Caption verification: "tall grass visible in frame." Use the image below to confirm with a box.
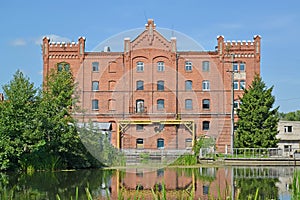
[293,170,300,200]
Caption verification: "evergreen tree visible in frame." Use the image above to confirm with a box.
[234,75,279,148]
[0,70,40,170]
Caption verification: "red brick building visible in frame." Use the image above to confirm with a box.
[42,19,260,153]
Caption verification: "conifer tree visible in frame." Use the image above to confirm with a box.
[234,75,279,148]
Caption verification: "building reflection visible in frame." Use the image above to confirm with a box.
[104,166,296,200]
[108,167,232,200]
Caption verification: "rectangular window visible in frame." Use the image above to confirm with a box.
[233,63,238,72]
[136,125,144,131]
[234,100,239,109]
[136,62,144,72]
[240,63,245,72]
[185,80,192,91]
[284,145,292,152]
[202,61,210,72]
[92,81,99,91]
[136,81,144,90]
[234,80,239,90]
[157,99,164,110]
[92,99,99,110]
[157,61,165,72]
[202,80,210,91]
[240,80,245,90]
[185,61,192,71]
[185,99,193,110]
[157,81,164,91]
[202,99,210,109]
[92,62,99,72]
[284,126,293,133]
[203,121,210,130]
[185,138,192,148]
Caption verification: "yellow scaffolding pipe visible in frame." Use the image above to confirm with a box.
[117,119,195,148]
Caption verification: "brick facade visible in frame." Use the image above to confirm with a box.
[42,19,260,153]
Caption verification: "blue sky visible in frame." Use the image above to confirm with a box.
[0,0,299,112]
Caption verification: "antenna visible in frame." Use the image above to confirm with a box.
[171,24,175,37]
[144,11,148,22]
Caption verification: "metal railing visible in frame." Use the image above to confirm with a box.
[199,147,300,159]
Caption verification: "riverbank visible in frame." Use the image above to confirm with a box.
[199,157,300,166]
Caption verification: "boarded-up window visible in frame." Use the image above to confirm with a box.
[108,99,116,111]
[109,62,117,73]
[109,80,116,91]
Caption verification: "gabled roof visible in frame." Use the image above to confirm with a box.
[130,19,176,51]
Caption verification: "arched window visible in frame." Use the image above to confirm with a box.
[136,99,145,113]
[157,81,164,91]
[157,138,164,149]
[203,121,210,130]
[202,99,210,109]
[202,61,210,72]
[185,80,192,91]
[92,99,99,110]
[92,81,99,91]
[157,99,164,110]
[185,99,193,110]
[136,80,144,90]
[136,138,144,149]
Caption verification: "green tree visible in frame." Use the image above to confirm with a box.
[36,69,100,169]
[0,70,40,170]
[234,75,279,148]
[280,110,300,121]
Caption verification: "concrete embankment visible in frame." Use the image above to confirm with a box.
[199,157,300,166]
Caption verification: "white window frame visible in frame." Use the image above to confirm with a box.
[202,80,210,91]
[92,81,99,91]
[240,80,246,90]
[157,61,165,72]
[234,80,239,90]
[136,61,144,72]
[185,61,192,71]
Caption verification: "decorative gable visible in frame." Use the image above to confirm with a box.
[130,19,176,52]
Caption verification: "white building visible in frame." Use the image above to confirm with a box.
[277,121,300,156]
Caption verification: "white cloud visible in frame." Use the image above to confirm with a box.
[11,38,26,46]
[35,34,71,45]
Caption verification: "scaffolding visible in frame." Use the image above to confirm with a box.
[116,119,195,149]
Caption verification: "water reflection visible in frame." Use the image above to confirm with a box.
[0,166,296,199]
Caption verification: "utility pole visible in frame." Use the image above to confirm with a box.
[226,54,235,154]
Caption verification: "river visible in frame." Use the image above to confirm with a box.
[0,166,296,199]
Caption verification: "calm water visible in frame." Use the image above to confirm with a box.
[0,166,296,199]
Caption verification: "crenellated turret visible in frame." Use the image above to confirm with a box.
[42,36,85,61]
[217,35,261,60]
